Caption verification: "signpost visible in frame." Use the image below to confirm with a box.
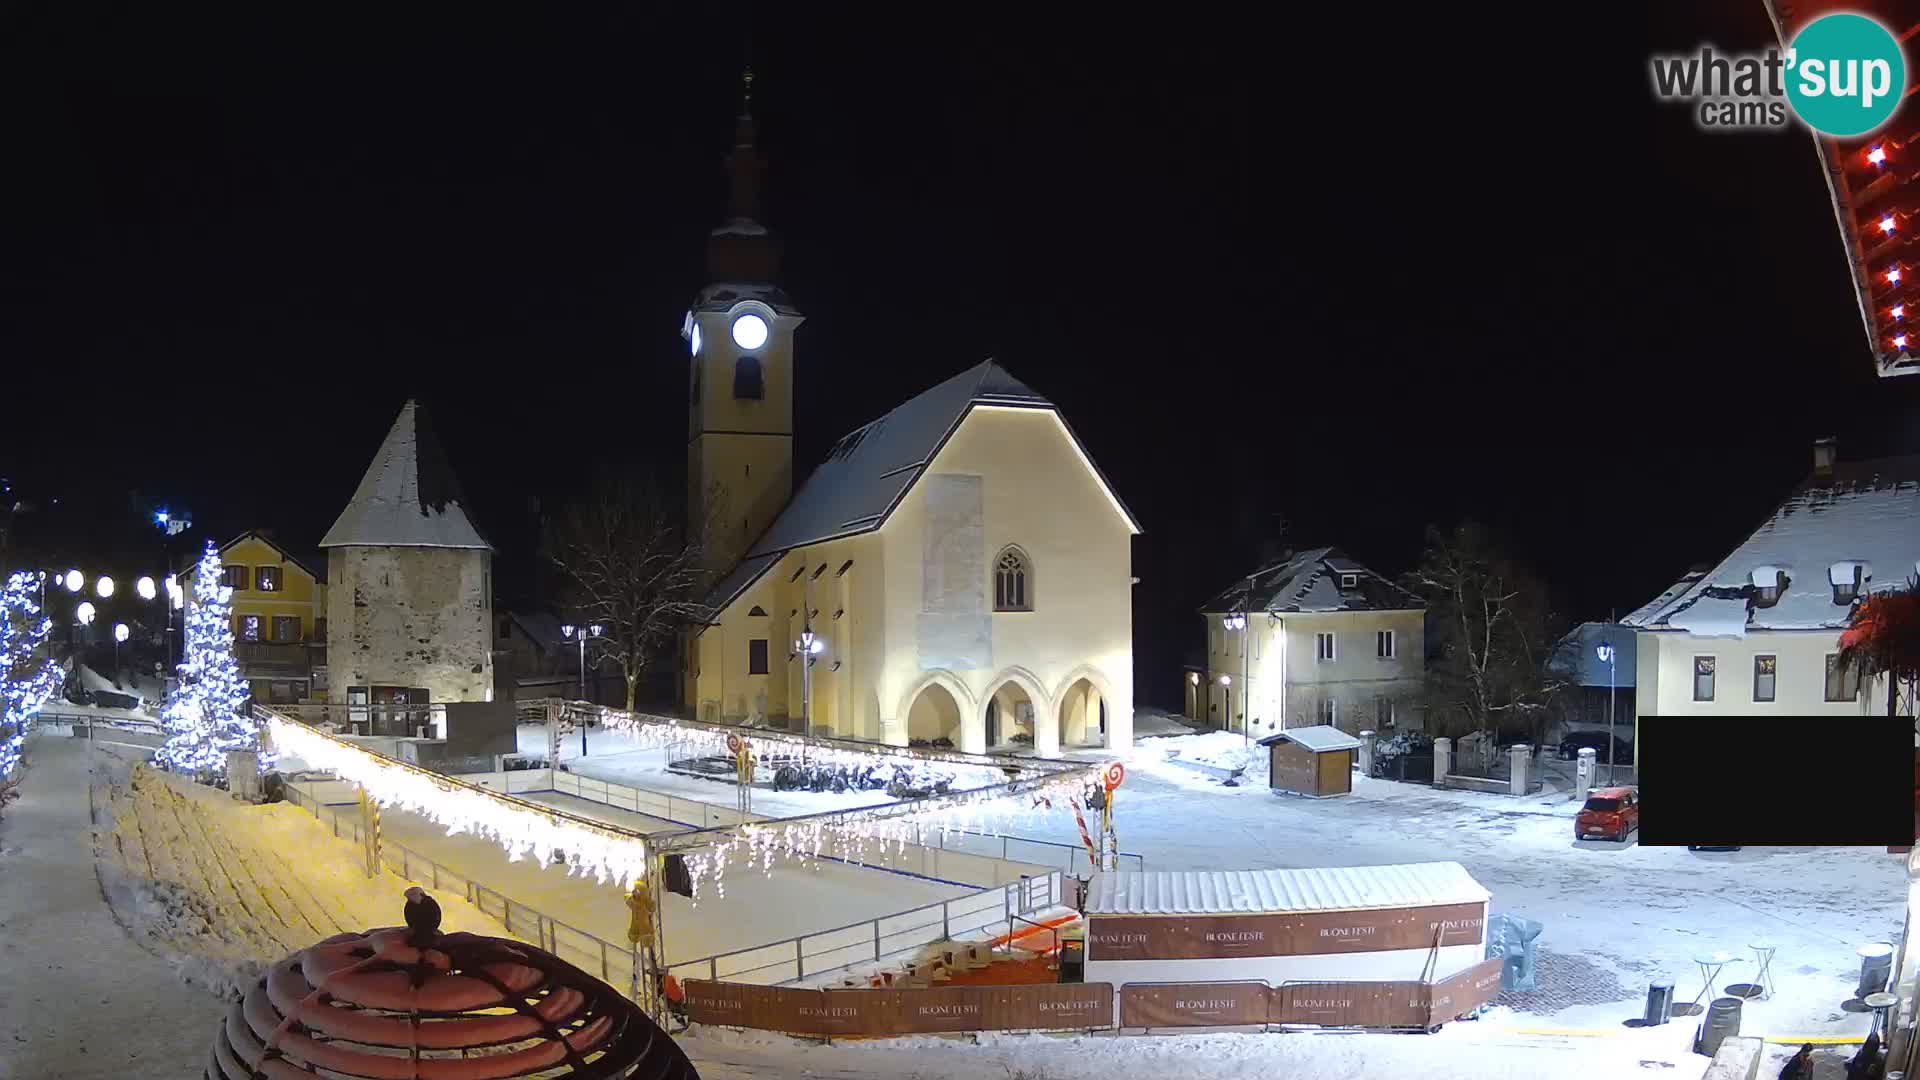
[1100,763,1124,872]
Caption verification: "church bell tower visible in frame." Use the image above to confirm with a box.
[685,70,803,576]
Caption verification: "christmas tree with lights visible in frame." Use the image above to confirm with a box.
[1,571,63,780]
[157,541,269,775]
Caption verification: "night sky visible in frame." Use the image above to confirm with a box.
[4,4,1919,708]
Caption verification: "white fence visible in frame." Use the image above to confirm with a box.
[665,870,1064,986]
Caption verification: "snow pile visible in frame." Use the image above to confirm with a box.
[95,861,266,1001]
[1120,730,1269,793]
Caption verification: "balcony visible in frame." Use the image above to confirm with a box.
[234,641,325,678]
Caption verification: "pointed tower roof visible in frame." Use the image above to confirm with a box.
[320,401,491,551]
[706,68,782,284]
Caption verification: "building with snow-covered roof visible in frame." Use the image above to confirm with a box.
[321,399,495,715]
[1191,547,1426,738]
[1622,439,1919,729]
[680,86,1139,756]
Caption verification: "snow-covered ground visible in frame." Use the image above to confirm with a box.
[676,1020,1712,1080]
[1053,729,1904,1043]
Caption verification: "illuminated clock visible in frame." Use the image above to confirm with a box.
[731,312,769,351]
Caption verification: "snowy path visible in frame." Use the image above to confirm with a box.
[0,733,222,1080]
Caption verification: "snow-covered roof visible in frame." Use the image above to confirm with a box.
[1622,455,1920,636]
[694,281,801,316]
[320,400,492,551]
[1200,547,1423,615]
[1620,570,1706,627]
[700,360,1141,614]
[1257,724,1362,753]
[1086,862,1489,916]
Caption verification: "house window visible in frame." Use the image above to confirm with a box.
[1753,655,1776,702]
[1753,571,1784,608]
[733,355,764,399]
[239,615,263,642]
[1319,698,1338,726]
[993,547,1032,611]
[1376,629,1395,659]
[1316,632,1336,662]
[1826,654,1862,702]
[1340,573,1358,589]
[1375,696,1396,728]
[748,639,769,675]
[1833,564,1863,606]
[1692,656,1715,701]
[256,566,282,592]
[272,616,301,643]
[222,565,248,590]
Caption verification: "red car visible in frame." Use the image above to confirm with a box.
[1576,786,1639,843]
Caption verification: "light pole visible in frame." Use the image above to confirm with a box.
[1225,611,1249,743]
[1596,640,1617,784]
[561,623,604,757]
[795,613,824,739]
[113,622,129,676]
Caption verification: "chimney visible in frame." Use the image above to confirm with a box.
[1813,437,1837,478]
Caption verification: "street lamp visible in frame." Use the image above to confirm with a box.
[63,569,82,593]
[114,622,129,674]
[1595,640,1618,783]
[136,576,156,601]
[96,575,114,599]
[795,626,825,738]
[561,623,604,757]
[76,601,95,625]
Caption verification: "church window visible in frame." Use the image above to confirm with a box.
[747,606,768,617]
[837,560,854,577]
[733,355,764,399]
[748,639,769,675]
[993,546,1033,612]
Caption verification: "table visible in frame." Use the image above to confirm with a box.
[1865,991,1899,1042]
[1729,940,1777,1001]
[1690,952,1739,1011]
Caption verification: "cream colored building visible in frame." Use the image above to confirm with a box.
[679,98,1140,757]
[1191,548,1426,739]
[1622,443,1919,734]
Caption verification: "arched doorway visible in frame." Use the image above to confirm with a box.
[1058,677,1107,749]
[983,681,1038,751]
[906,683,963,748]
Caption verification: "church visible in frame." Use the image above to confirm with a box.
[681,84,1140,757]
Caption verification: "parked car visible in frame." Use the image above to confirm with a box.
[1559,730,1634,764]
[1575,786,1639,843]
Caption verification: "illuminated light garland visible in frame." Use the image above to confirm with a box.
[673,772,1100,904]
[1,571,64,779]
[268,717,652,890]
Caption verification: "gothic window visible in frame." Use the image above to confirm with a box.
[993,546,1032,612]
[733,355,764,399]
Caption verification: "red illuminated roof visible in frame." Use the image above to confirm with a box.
[1763,1,1920,376]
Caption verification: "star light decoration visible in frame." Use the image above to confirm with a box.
[1,571,64,778]
[268,717,655,889]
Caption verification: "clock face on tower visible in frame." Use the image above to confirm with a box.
[731,313,769,351]
[690,322,702,356]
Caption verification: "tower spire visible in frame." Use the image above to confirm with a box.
[707,65,779,281]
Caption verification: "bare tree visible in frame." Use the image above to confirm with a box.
[544,471,716,712]
[1402,521,1576,745]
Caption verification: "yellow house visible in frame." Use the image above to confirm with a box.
[679,96,1140,756]
[175,530,328,704]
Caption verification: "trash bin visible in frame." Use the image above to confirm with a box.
[1696,996,1742,1056]
[1644,982,1674,1026]
[1861,942,1896,998]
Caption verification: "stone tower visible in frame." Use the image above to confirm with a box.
[321,400,494,708]
[684,71,805,576]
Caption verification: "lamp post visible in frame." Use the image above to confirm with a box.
[561,623,604,757]
[1225,611,1249,744]
[113,622,128,676]
[1596,640,1617,784]
[795,621,825,739]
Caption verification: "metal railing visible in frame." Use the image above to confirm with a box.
[267,701,448,739]
[665,870,1063,987]
[280,782,640,994]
